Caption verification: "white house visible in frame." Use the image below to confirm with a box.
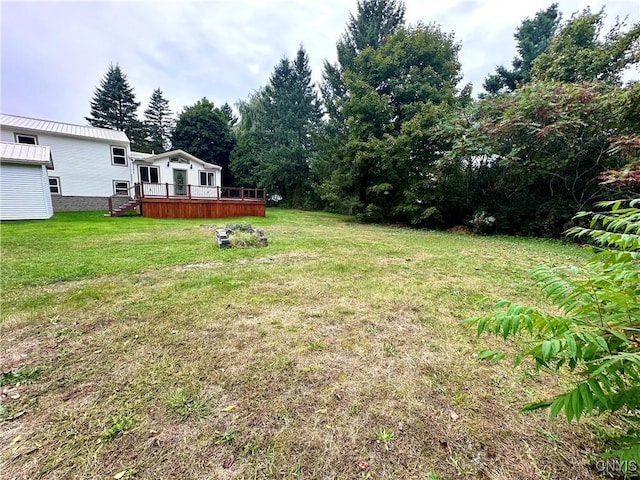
[0,113,223,213]
[130,149,222,198]
[0,113,132,211]
[0,141,54,220]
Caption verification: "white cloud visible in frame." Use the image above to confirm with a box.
[1,0,638,124]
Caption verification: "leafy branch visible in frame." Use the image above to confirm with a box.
[466,198,640,467]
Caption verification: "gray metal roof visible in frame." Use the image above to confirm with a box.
[0,141,51,165]
[0,113,129,143]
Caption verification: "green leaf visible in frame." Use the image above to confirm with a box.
[477,350,505,362]
[578,383,593,415]
[564,333,577,358]
[521,399,553,412]
[550,395,566,419]
[564,391,575,422]
[571,387,583,421]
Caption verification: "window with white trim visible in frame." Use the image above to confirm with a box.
[15,133,38,145]
[113,180,130,196]
[139,165,160,183]
[199,171,215,186]
[49,177,61,194]
[111,146,127,165]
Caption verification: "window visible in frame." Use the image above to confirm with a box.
[15,133,38,145]
[111,146,127,165]
[49,177,61,194]
[113,181,130,196]
[199,171,215,186]
[139,165,160,183]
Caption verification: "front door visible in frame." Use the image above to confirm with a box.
[173,169,187,196]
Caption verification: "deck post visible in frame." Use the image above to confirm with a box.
[188,184,192,199]
[217,186,220,199]
[108,196,113,215]
[165,183,169,198]
[241,187,245,201]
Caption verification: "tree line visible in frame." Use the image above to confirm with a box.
[86,0,640,237]
[86,66,237,185]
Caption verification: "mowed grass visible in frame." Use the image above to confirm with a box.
[1,209,606,479]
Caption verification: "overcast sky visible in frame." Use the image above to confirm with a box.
[1,0,638,125]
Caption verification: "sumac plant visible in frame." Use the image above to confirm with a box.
[467,198,640,467]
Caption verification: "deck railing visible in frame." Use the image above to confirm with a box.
[133,183,266,201]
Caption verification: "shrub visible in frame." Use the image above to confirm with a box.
[470,211,496,234]
[466,198,640,468]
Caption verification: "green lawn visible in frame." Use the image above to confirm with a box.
[1,209,606,479]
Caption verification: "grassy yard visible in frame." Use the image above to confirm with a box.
[1,209,608,479]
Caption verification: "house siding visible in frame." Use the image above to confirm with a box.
[0,163,53,220]
[1,129,131,198]
[133,157,222,192]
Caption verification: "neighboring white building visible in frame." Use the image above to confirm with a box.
[0,113,223,213]
[0,141,54,220]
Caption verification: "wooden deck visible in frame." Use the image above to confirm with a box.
[140,197,265,218]
[108,184,266,219]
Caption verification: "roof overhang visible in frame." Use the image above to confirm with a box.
[0,142,51,165]
[0,113,130,145]
[130,149,222,170]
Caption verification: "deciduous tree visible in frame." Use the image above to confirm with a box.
[172,98,235,185]
[316,20,466,224]
[444,81,639,236]
[467,197,640,467]
[532,8,640,84]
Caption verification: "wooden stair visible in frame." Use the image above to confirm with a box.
[106,198,141,217]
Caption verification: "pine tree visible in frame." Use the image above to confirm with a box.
[322,0,406,118]
[230,46,322,207]
[483,4,560,94]
[337,0,406,69]
[144,88,174,153]
[86,64,141,142]
[316,0,406,214]
[220,102,238,127]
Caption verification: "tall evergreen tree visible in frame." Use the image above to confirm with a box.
[315,0,407,215]
[314,1,467,224]
[143,88,174,153]
[230,46,322,207]
[336,0,406,70]
[322,0,406,117]
[320,24,464,222]
[483,4,560,94]
[220,102,238,127]
[86,64,143,144]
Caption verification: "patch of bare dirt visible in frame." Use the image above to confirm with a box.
[1,334,51,370]
[446,225,471,234]
[173,261,224,271]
